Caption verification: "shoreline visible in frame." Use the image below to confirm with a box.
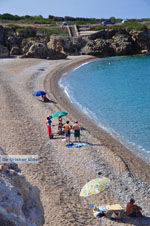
[0,56,150,225]
[45,55,150,183]
[58,59,150,165]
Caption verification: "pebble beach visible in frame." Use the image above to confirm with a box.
[0,56,150,226]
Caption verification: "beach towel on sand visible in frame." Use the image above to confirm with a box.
[65,142,87,148]
[90,204,123,212]
[99,204,123,211]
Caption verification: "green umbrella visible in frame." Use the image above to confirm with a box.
[51,111,68,118]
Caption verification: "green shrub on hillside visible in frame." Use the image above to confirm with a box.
[0,13,20,20]
[1,13,150,30]
[37,27,68,36]
[121,22,148,30]
[16,26,36,37]
[142,18,150,21]
[91,25,107,30]
[93,22,148,31]
[7,24,21,30]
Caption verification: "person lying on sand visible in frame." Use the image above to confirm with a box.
[126,198,145,217]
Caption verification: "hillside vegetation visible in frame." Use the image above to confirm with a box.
[7,24,68,36]
[0,13,150,30]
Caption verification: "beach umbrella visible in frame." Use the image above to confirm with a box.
[80,177,110,197]
[51,111,68,118]
[33,90,46,96]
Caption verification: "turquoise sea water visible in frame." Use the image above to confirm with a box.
[59,55,150,162]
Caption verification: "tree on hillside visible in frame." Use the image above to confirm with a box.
[48,15,55,19]
[0,13,20,20]
[109,16,116,22]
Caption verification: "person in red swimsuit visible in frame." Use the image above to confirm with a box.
[46,117,52,138]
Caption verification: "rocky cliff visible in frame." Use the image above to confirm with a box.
[0,161,44,226]
[0,25,150,59]
[82,28,150,57]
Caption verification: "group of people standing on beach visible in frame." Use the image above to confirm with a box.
[45,115,81,143]
[42,94,147,220]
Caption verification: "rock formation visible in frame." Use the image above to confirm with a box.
[82,39,115,57]
[0,44,9,58]
[25,42,49,58]
[0,25,150,58]
[81,28,146,57]
[0,162,44,225]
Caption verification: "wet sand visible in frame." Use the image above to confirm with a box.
[0,56,150,226]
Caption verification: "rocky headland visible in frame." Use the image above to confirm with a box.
[0,25,150,59]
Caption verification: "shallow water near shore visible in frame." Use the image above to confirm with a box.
[59,55,150,163]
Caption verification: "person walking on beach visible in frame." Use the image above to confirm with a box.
[72,121,80,142]
[63,121,71,143]
[46,117,53,139]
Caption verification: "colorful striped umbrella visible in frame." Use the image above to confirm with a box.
[80,177,110,197]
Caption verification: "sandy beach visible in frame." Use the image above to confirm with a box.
[0,56,150,226]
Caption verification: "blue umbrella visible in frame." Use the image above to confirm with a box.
[33,90,46,96]
[38,68,45,71]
